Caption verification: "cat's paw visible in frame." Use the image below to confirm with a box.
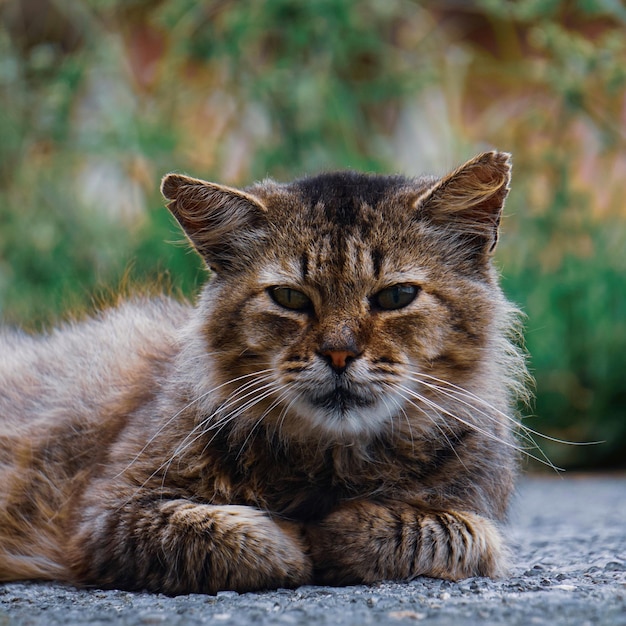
[165,503,312,593]
[305,500,506,585]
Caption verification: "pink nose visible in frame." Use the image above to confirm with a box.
[321,349,357,371]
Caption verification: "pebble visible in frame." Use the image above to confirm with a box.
[388,610,427,621]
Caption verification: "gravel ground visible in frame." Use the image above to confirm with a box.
[1,475,624,626]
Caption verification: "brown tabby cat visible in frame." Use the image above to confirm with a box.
[0,151,529,595]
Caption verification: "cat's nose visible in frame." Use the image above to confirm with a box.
[318,322,361,371]
[319,348,358,372]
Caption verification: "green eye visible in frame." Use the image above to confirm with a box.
[373,284,419,310]
[268,287,313,312]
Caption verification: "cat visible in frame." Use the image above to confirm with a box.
[0,151,529,595]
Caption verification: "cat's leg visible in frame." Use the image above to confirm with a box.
[67,499,312,594]
[305,500,506,585]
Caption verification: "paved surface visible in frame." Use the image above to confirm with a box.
[0,475,624,625]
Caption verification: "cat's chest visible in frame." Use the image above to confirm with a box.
[197,438,411,520]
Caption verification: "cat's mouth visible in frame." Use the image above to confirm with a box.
[308,386,375,414]
[289,376,402,438]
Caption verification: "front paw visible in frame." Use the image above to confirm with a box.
[305,500,505,585]
[70,501,313,595]
[166,504,313,593]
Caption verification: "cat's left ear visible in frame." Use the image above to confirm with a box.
[415,151,511,255]
[161,173,267,272]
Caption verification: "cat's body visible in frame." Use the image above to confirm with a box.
[0,152,528,594]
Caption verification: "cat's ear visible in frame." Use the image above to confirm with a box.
[415,151,511,255]
[161,173,267,272]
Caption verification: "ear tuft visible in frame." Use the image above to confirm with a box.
[416,151,511,254]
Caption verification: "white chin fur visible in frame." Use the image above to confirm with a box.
[290,392,405,440]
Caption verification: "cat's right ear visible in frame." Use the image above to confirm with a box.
[161,173,267,272]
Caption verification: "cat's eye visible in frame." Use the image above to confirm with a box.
[268,287,313,312]
[373,284,420,311]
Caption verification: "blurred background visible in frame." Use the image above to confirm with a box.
[0,0,624,470]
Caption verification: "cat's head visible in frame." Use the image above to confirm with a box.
[161,152,513,443]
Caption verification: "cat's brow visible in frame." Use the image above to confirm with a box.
[257,262,304,286]
[376,268,431,285]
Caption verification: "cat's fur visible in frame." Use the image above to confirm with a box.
[0,151,528,594]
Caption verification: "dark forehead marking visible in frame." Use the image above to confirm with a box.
[289,171,409,229]
[371,247,383,279]
[300,250,309,279]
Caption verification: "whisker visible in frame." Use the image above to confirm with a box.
[415,379,562,471]
[412,377,554,466]
[387,383,467,470]
[171,375,278,460]
[204,377,277,430]
[275,392,304,446]
[407,370,600,471]
[204,384,283,447]
[113,368,274,479]
[161,373,277,469]
[408,370,603,447]
[157,380,283,493]
[394,382,562,471]
[115,369,277,510]
[235,386,292,459]
[406,375,538,449]
[263,388,296,443]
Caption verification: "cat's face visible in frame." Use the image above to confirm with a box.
[162,152,511,442]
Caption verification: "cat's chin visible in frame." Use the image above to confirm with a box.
[289,395,401,442]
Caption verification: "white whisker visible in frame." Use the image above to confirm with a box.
[160,373,277,473]
[161,383,284,492]
[115,368,278,509]
[235,386,292,459]
[114,368,275,479]
[204,384,283,447]
[408,370,602,447]
[394,382,562,471]
[274,392,304,446]
[387,383,467,469]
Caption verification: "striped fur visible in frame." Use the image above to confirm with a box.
[0,152,528,594]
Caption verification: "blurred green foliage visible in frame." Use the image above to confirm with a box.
[0,0,624,469]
